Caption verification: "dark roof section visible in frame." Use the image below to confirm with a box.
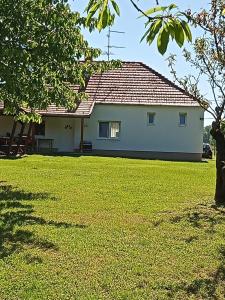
[0,62,199,117]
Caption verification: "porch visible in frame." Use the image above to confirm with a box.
[0,115,89,156]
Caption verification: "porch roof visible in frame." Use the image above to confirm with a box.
[36,99,94,118]
[0,100,94,118]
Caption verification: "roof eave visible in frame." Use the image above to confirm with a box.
[95,102,201,107]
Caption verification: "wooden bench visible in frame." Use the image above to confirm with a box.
[0,144,26,155]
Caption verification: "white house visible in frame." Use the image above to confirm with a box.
[0,62,204,161]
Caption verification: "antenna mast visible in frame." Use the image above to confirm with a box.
[106,27,125,61]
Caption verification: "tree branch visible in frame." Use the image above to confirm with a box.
[129,0,153,21]
[129,0,166,21]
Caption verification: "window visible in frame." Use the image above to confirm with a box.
[147,112,155,125]
[110,122,120,138]
[99,121,120,139]
[99,122,109,138]
[179,113,187,126]
[34,121,45,136]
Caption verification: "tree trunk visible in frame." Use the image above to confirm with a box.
[7,121,17,156]
[210,123,225,206]
[25,122,33,153]
[16,121,25,155]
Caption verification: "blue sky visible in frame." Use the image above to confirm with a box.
[69,1,212,125]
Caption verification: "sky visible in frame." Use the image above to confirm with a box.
[69,0,212,126]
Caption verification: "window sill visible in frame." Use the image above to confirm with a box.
[178,124,187,127]
[97,137,120,141]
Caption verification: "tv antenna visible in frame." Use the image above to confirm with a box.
[104,27,125,61]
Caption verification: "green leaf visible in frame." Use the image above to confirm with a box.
[85,0,97,12]
[140,27,151,43]
[157,26,170,55]
[139,6,167,18]
[96,0,109,30]
[89,2,101,14]
[174,20,185,47]
[141,19,162,44]
[166,20,175,39]
[91,0,116,30]
[181,20,192,42]
[85,2,101,26]
[111,0,120,16]
[168,4,177,10]
[101,7,110,28]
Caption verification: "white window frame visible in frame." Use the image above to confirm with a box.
[98,121,121,139]
[147,112,156,126]
[179,113,187,127]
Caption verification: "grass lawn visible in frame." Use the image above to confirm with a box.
[0,155,224,299]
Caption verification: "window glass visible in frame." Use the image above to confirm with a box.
[99,122,109,138]
[99,121,120,138]
[110,122,120,138]
[179,113,187,126]
[148,113,155,125]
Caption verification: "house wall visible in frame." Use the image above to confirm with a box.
[0,116,75,152]
[75,104,204,160]
[0,104,205,160]
[43,117,75,152]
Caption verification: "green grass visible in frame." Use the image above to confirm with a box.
[0,155,224,299]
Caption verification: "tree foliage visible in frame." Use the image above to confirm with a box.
[167,0,225,123]
[0,0,119,122]
[85,0,120,30]
[203,125,213,144]
[85,0,192,54]
[166,0,225,205]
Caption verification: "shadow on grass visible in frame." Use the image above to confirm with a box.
[185,246,225,298]
[0,181,87,259]
[164,245,225,299]
[169,204,225,234]
[28,152,209,163]
[162,205,225,298]
[151,205,225,298]
[0,153,24,160]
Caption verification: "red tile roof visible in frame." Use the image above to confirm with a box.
[36,99,94,117]
[86,62,198,107]
[0,62,199,117]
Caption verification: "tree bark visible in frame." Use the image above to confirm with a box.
[25,122,33,153]
[7,121,17,156]
[210,122,225,205]
[16,121,25,155]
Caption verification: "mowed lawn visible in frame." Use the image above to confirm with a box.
[0,155,224,300]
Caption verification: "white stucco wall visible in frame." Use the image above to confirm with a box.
[0,104,204,155]
[0,116,76,152]
[77,104,204,154]
[43,117,75,152]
